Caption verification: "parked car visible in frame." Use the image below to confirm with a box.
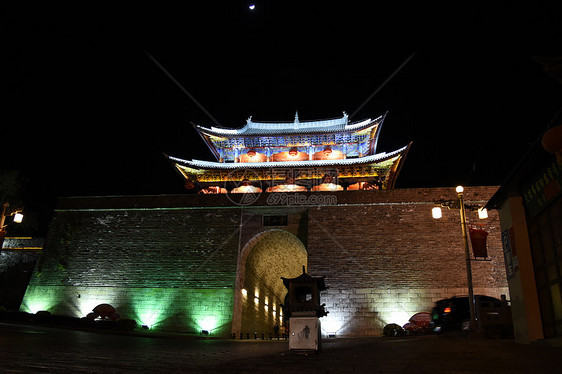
[403,312,433,335]
[431,295,512,334]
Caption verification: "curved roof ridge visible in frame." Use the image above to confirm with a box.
[195,112,384,137]
[247,112,348,128]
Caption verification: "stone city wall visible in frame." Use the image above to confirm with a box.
[21,187,508,336]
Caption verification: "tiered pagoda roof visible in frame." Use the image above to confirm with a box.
[167,111,411,191]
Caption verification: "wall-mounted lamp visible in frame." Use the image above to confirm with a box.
[1,203,24,245]
[13,211,24,224]
[478,207,488,220]
[431,207,442,219]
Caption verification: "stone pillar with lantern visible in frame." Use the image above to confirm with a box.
[281,266,328,353]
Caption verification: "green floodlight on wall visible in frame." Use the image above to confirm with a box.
[198,315,218,333]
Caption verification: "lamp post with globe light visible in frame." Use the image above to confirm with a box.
[0,202,24,249]
[431,186,488,331]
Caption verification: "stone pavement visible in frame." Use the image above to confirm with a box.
[1,323,562,373]
[218,335,562,374]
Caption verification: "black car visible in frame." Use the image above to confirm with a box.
[431,295,511,333]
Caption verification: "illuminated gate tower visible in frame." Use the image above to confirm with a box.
[167,112,411,192]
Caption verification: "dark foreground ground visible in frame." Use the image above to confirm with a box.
[1,323,561,373]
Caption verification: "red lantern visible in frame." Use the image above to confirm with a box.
[469,226,488,258]
[247,150,256,157]
[542,125,562,164]
[288,148,298,156]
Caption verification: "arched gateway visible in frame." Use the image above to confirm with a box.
[232,229,307,338]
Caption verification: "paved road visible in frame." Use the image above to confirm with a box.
[1,323,562,373]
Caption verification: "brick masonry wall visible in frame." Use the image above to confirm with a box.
[22,187,508,336]
[21,285,234,335]
[23,205,241,335]
[307,190,507,289]
[0,251,39,310]
[304,187,508,335]
[32,208,240,288]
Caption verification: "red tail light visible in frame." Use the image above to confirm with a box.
[444,307,451,313]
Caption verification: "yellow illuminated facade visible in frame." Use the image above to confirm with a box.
[167,112,411,191]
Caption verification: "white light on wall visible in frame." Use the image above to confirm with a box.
[478,207,488,219]
[388,311,411,327]
[321,316,343,335]
[432,207,442,219]
[241,288,247,297]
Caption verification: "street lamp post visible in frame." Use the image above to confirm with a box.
[0,202,24,248]
[432,186,487,331]
[1,202,24,228]
[456,186,476,330]
[1,203,9,229]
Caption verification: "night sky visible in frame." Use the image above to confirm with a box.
[3,2,562,234]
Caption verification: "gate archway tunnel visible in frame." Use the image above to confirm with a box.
[232,229,307,338]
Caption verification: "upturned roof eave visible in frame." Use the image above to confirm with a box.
[167,144,409,171]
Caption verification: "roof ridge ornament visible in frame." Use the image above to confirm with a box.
[197,111,380,135]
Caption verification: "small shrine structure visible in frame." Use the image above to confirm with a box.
[281,266,328,352]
